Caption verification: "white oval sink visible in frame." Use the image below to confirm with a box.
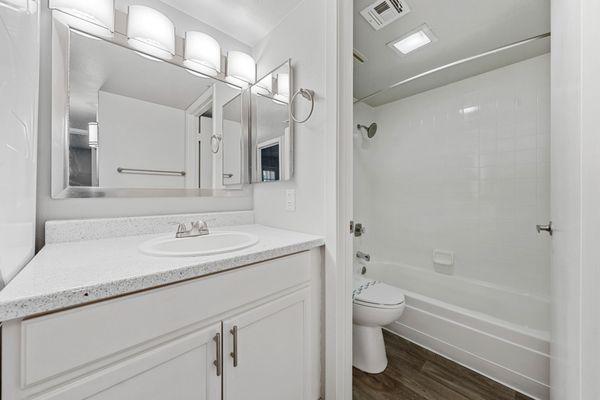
[139,231,259,257]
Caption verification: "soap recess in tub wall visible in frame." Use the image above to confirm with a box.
[433,249,454,275]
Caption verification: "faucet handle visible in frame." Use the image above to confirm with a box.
[170,222,188,233]
[198,218,216,227]
[192,220,211,234]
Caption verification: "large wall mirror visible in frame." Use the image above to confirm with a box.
[249,60,293,183]
[51,13,248,198]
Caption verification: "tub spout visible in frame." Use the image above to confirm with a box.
[356,251,371,262]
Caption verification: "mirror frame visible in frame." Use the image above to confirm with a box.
[50,9,251,199]
[249,59,294,183]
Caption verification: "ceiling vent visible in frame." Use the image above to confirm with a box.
[360,0,411,31]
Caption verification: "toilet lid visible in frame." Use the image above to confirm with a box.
[353,277,405,308]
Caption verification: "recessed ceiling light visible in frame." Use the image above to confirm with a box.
[388,24,437,55]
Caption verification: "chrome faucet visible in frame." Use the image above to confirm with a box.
[175,220,210,238]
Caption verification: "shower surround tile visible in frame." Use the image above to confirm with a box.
[354,54,551,308]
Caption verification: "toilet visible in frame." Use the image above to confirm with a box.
[352,276,406,374]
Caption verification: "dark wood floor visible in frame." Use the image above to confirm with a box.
[353,331,534,400]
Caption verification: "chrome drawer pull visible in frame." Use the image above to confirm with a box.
[213,333,222,376]
[230,325,238,367]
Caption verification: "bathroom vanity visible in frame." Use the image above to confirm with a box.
[0,213,324,400]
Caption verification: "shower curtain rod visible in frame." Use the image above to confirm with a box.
[354,32,551,104]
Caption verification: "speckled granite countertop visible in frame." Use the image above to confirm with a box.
[0,223,324,321]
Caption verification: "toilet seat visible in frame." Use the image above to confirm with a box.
[353,277,405,309]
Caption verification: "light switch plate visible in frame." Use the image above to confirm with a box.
[285,189,296,211]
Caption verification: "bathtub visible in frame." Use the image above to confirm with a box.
[363,261,550,400]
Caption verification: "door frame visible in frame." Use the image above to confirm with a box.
[325,0,354,399]
[551,0,600,398]
[330,0,600,398]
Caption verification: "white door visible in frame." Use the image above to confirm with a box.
[223,290,310,400]
[222,119,242,185]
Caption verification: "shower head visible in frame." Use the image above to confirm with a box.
[357,123,377,138]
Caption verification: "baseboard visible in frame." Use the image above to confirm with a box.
[386,304,550,400]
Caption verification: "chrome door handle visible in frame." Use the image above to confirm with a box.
[536,221,553,236]
[213,333,222,376]
[230,325,238,367]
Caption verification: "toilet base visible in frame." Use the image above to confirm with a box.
[352,324,388,374]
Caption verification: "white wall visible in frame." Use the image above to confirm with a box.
[98,91,186,188]
[354,55,551,299]
[36,1,253,248]
[0,3,39,286]
[252,0,326,235]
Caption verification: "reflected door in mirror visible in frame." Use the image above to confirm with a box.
[250,60,293,183]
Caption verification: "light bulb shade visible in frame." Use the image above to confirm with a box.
[88,122,99,148]
[183,31,221,77]
[127,5,175,60]
[226,51,255,87]
[274,73,290,103]
[49,0,114,37]
[252,74,272,96]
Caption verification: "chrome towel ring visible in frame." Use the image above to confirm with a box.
[291,88,315,124]
[211,134,222,154]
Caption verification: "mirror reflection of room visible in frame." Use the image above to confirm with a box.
[65,28,243,192]
[221,93,243,186]
[250,61,292,183]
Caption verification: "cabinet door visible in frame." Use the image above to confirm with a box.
[223,289,310,400]
[33,323,223,400]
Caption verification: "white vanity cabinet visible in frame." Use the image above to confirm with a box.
[1,250,321,400]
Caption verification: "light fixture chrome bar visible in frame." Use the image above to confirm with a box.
[117,167,186,176]
[355,32,551,104]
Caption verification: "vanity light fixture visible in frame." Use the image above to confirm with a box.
[253,74,273,96]
[127,5,175,60]
[387,24,437,55]
[0,0,36,13]
[273,73,290,104]
[226,51,256,88]
[49,0,114,37]
[184,31,221,77]
[134,51,165,63]
[88,122,99,148]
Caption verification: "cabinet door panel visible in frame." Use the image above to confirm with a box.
[223,289,310,400]
[35,323,222,400]
[88,346,210,400]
